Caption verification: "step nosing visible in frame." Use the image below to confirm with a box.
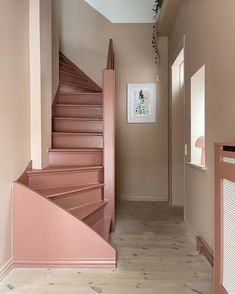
[45,184,104,198]
[68,200,107,219]
[48,148,103,152]
[53,132,103,136]
[56,104,102,107]
[53,117,103,121]
[60,82,101,91]
[60,71,88,79]
[59,93,103,96]
[27,165,104,175]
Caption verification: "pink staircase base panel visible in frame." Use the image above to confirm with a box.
[13,183,116,269]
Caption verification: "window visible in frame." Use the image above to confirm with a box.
[190,65,206,168]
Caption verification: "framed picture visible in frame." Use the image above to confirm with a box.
[127,83,157,123]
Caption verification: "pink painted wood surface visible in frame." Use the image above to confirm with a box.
[13,183,116,268]
[59,81,100,94]
[84,207,105,227]
[48,148,103,167]
[60,62,85,76]
[59,52,102,93]
[60,73,95,89]
[55,104,103,119]
[58,93,103,105]
[53,132,103,149]
[53,117,103,133]
[60,68,89,82]
[11,49,118,271]
[36,183,103,197]
[68,200,106,217]
[27,166,104,189]
[103,69,115,231]
[59,84,94,94]
[53,186,103,210]
[16,161,32,186]
[92,218,111,241]
[214,144,230,294]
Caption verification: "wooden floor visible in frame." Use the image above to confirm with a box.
[0,201,213,293]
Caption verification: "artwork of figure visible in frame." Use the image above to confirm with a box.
[134,89,151,116]
[127,83,156,123]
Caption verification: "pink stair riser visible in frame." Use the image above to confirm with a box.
[92,218,111,241]
[60,73,97,90]
[60,78,97,92]
[59,65,83,77]
[53,186,104,210]
[55,105,103,119]
[48,149,103,167]
[59,65,88,80]
[59,83,101,94]
[60,68,89,81]
[53,118,103,133]
[53,133,103,149]
[70,203,106,227]
[58,93,103,105]
[27,167,104,190]
[84,206,105,227]
[59,84,92,94]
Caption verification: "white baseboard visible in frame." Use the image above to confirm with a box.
[118,195,168,202]
[0,257,13,281]
[185,220,198,246]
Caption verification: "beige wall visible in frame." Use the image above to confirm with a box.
[0,0,31,270]
[114,27,168,201]
[56,0,111,86]
[53,1,169,202]
[169,0,235,250]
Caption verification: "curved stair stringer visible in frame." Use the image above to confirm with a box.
[13,182,116,269]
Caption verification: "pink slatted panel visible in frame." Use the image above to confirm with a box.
[214,144,235,294]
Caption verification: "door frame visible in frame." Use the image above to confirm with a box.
[168,36,186,212]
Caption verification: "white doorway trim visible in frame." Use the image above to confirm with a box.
[169,36,186,212]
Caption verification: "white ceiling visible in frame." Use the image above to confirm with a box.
[84,0,155,23]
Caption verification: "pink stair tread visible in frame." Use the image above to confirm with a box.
[48,148,103,152]
[27,165,103,175]
[53,132,103,136]
[36,183,104,198]
[53,117,103,121]
[68,200,108,220]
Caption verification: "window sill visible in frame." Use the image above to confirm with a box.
[188,162,208,171]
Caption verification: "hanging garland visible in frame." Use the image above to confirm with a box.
[152,0,163,65]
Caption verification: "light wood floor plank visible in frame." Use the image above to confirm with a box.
[0,201,213,294]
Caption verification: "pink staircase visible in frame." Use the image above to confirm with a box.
[13,40,116,268]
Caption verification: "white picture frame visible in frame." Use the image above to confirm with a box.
[127,83,157,123]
